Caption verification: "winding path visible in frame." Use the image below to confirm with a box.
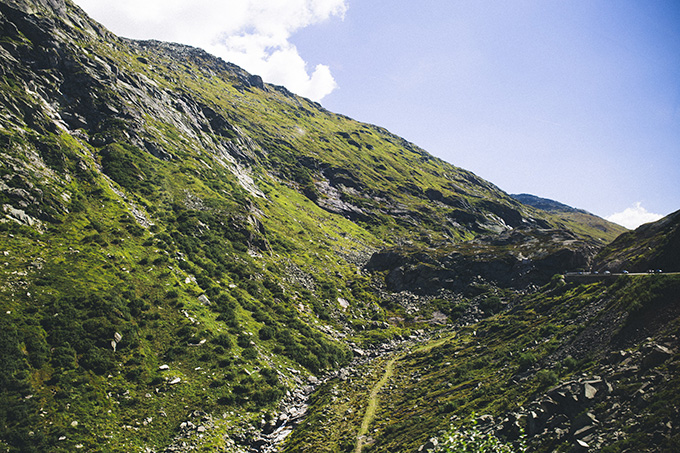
[353,332,455,453]
[354,354,399,453]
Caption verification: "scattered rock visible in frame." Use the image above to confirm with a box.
[642,344,673,369]
[575,439,589,449]
[198,294,210,306]
[583,382,598,400]
[418,437,438,452]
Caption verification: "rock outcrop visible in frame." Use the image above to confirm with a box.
[366,228,599,294]
[483,337,679,452]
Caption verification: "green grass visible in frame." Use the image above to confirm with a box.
[354,354,398,453]
[0,3,673,451]
[283,275,680,452]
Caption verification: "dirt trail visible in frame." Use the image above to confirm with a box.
[353,332,455,453]
[354,354,399,453]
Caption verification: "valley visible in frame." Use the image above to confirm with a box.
[0,0,678,452]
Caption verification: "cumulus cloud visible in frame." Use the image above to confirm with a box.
[73,0,347,101]
[606,202,664,229]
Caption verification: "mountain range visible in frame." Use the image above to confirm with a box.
[0,0,678,452]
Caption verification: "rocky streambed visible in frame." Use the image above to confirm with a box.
[249,331,442,452]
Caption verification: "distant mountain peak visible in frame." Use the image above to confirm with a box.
[511,193,627,243]
[511,193,588,214]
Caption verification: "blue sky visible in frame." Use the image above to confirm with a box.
[74,0,680,228]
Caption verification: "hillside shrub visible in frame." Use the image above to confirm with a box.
[212,333,233,349]
[237,334,253,348]
[480,296,503,315]
[51,344,77,370]
[562,356,577,371]
[79,348,114,375]
[242,348,258,360]
[259,325,275,340]
[517,352,536,371]
[536,369,558,389]
[438,424,526,452]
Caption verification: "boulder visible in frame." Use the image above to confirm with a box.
[583,383,598,400]
[418,438,438,452]
[198,294,211,306]
[247,75,264,89]
[642,344,673,369]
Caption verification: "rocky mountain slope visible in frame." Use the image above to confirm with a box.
[512,193,627,244]
[512,194,587,214]
[593,209,680,274]
[0,0,677,452]
[285,268,680,452]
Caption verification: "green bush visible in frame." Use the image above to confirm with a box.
[439,424,526,453]
[480,296,503,315]
[212,334,233,349]
[242,348,258,360]
[217,394,235,405]
[79,347,114,375]
[259,325,275,340]
[517,352,536,371]
[536,369,558,389]
[51,344,77,370]
[562,356,577,371]
[237,334,253,348]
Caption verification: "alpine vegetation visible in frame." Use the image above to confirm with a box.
[0,1,678,452]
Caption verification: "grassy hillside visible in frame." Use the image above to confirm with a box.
[286,274,680,452]
[593,209,680,273]
[512,193,627,244]
[0,0,676,452]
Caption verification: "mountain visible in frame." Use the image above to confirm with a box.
[0,0,678,452]
[512,193,627,244]
[593,209,680,273]
[285,272,680,453]
[512,193,590,214]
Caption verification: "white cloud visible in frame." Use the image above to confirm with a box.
[73,0,347,101]
[606,202,664,229]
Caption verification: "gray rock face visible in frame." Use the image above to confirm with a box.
[5,0,66,15]
[0,0,269,213]
[365,228,598,294]
[247,74,264,89]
